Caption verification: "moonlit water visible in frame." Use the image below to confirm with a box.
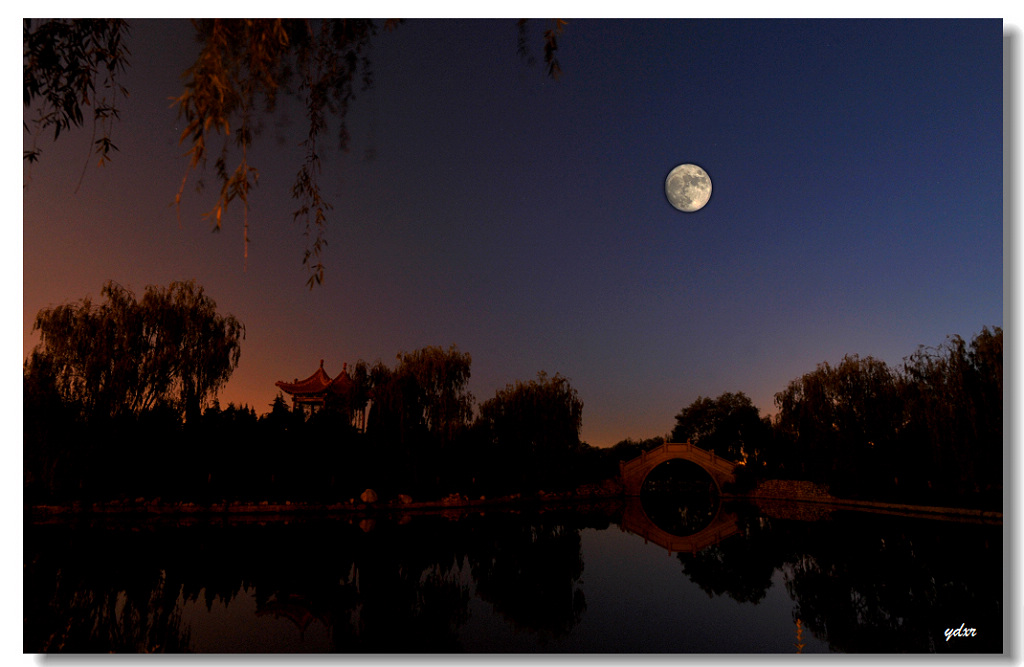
[25,501,1001,653]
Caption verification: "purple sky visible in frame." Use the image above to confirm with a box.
[21,19,1004,447]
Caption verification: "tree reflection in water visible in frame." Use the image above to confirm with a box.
[467,515,587,638]
[674,510,1002,653]
[782,514,1002,653]
[24,505,1001,653]
[25,509,603,653]
[676,514,782,604]
[24,527,192,652]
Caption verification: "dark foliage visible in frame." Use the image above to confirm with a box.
[671,391,771,464]
[475,372,583,493]
[768,327,1001,506]
[25,280,244,424]
[23,19,130,167]
[25,320,1000,508]
[25,336,592,503]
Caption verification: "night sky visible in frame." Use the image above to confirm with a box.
[21,18,1005,447]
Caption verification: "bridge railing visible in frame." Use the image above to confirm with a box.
[620,442,738,478]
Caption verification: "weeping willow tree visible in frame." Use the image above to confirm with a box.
[25,279,244,424]
[23,18,567,287]
[477,371,583,491]
[366,345,475,449]
[771,327,1002,501]
[897,326,1002,498]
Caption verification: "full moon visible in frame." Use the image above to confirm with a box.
[665,163,712,212]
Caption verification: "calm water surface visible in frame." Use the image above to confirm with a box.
[24,499,1003,653]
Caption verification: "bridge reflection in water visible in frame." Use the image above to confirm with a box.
[618,442,743,555]
[621,497,741,556]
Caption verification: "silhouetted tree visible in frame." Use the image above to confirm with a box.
[262,393,298,430]
[365,346,474,448]
[671,392,769,464]
[396,345,475,445]
[26,279,244,424]
[898,327,1002,500]
[23,351,83,501]
[769,328,1001,504]
[476,371,583,491]
[346,360,372,432]
[357,346,475,495]
[773,355,902,495]
[605,435,664,464]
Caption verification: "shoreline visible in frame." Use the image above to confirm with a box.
[731,478,1002,523]
[26,490,1002,524]
[25,490,626,520]
[732,493,1002,523]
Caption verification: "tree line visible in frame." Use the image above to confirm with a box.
[24,280,1001,508]
[612,326,1002,508]
[23,281,596,503]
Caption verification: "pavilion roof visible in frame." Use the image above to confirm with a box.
[275,359,332,396]
[327,368,352,393]
[275,359,352,396]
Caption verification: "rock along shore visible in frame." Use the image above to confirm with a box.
[730,479,1002,523]
[26,479,627,520]
[26,478,1000,523]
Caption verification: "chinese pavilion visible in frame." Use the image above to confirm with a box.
[275,359,353,415]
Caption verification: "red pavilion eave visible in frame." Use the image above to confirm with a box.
[275,359,352,409]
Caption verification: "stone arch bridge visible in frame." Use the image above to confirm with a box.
[619,442,740,496]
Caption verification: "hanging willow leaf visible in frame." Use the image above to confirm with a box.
[24,18,567,287]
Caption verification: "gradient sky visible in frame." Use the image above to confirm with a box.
[21,18,1004,447]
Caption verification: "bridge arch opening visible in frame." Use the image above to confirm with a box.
[639,459,722,537]
[641,458,719,496]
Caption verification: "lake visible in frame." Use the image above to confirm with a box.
[24,497,1003,653]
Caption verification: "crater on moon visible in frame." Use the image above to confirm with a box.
[665,163,712,212]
